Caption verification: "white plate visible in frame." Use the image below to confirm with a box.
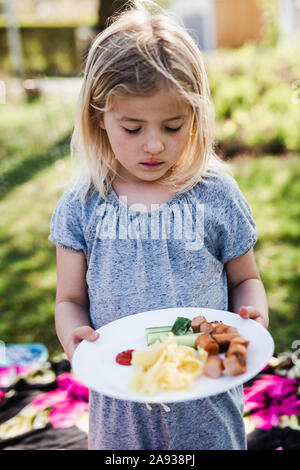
[72,307,274,403]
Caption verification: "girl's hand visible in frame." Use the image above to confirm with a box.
[238,306,268,328]
[65,326,100,365]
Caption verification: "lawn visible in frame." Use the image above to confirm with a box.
[0,96,299,358]
[232,154,300,352]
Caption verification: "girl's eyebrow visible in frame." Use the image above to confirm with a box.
[118,114,186,122]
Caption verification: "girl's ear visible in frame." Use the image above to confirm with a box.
[99,115,106,130]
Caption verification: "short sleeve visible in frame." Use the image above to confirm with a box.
[216,174,257,264]
[48,188,87,254]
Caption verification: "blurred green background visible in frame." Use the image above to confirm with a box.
[0,0,300,358]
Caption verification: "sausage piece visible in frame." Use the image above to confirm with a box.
[212,333,241,344]
[214,323,230,334]
[210,322,238,334]
[199,322,215,334]
[211,333,240,353]
[223,355,246,376]
[226,343,248,366]
[195,333,219,355]
[229,335,249,348]
[203,355,224,378]
[191,318,250,377]
[191,315,207,333]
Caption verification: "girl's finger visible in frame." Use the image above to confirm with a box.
[74,326,99,343]
[239,306,249,318]
[238,306,267,328]
[239,306,258,319]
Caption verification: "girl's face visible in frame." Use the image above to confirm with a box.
[99,85,192,183]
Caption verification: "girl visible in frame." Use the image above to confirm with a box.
[49,1,269,450]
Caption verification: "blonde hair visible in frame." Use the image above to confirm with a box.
[69,0,231,201]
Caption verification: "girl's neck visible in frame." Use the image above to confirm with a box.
[112,176,177,211]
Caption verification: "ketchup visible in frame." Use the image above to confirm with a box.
[115,349,135,366]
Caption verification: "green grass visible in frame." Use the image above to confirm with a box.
[0,97,75,199]
[0,96,299,358]
[232,154,300,352]
[0,96,76,356]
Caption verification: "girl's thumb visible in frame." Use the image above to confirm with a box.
[84,327,99,341]
[89,330,99,341]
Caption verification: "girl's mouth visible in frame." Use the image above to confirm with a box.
[140,162,164,169]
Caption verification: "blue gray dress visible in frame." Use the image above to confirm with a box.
[48,169,257,450]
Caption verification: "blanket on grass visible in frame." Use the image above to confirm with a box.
[1,355,300,450]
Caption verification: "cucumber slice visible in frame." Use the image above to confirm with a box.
[148,333,201,348]
[145,326,172,335]
[145,325,196,346]
[146,330,171,345]
[145,326,172,342]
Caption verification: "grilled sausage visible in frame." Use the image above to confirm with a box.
[211,333,241,352]
[214,323,232,334]
[191,315,207,333]
[227,326,239,334]
[223,355,246,376]
[226,342,248,366]
[199,322,215,334]
[195,333,219,355]
[229,335,249,348]
[203,355,224,378]
[212,333,241,344]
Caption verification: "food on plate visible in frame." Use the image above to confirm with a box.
[230,335,250,347]
[171,316,192,335]
[190,315,206,333]
[223,355,246,376]
[130,333,208,394]
[211,333,240,353]
[203,355,224,378]
[226,342,247,365]
[115,349,136,366]
[199,321,220,334]
[145,325,172,345]
[191,316,249,378]
[145,318,198,347]
[144,314,250,381]
[195,333,219,355]
[148,332,200,348]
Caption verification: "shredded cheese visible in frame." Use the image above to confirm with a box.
[130,333,207,394]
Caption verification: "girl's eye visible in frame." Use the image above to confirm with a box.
[123,128,141,134]
[165,126,182,132]
[123,126,182,134]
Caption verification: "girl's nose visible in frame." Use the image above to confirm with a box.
[143,139,164,155]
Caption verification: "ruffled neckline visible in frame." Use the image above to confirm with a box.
[107,184,195,216]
